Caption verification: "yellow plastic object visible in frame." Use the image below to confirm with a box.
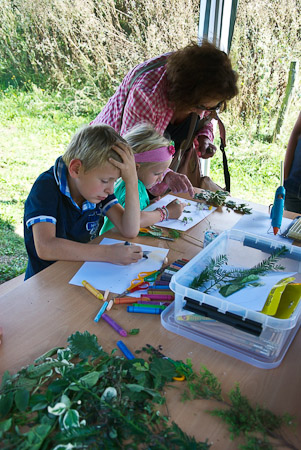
[173,375,185,381]
[261,277,295,316]
[273,283,301,319]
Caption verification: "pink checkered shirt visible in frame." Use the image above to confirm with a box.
[91,53,214,143]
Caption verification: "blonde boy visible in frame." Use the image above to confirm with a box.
[24,124,142,279]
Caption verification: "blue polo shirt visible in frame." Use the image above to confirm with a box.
[24,156,118,279]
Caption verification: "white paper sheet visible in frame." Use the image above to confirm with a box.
[232,210,293,245]
[143,194,216,231]
[69,238,169,294]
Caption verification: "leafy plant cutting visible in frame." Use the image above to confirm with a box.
[0,331,297,449]
[194,190,252,214]
[190,246,288,297]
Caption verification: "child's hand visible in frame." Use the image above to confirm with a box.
[108,242,142,265]
[109,143,137,184]
[166,199,186,219]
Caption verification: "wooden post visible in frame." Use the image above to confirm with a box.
[273,61,299,142]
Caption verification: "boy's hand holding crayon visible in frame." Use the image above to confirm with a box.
[107,242,143,265]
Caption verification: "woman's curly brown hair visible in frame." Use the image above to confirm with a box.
[166,41,238,111]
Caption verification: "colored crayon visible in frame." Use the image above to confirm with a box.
[94,301,108,322]
[82,280,103,300]
[160,275,172,282]
[169,262,184,268]
[137,300,170,306]
[147,289,174,295]
[102,313,127,336]
[117,340,135,360]
[114,296,150,304]
[127,306,162,314]
[149,284,172,290]
[145,294,174,301]
[131,303,166,310]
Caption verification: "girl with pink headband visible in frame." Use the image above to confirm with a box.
[101,124,186,234]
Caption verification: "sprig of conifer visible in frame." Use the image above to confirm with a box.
[190,246,287,296]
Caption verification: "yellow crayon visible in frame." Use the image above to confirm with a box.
[82,280,104,300]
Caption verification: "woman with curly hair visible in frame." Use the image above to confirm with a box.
[91,41,238,196]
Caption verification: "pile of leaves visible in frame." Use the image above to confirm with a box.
[194,190,252,215]
[0,332,296,449]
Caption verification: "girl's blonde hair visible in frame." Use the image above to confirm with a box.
[124,123,170,167]
[63,124,127,171]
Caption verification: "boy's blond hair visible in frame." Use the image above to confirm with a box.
[124,123,170,168]
[63,124,127,171]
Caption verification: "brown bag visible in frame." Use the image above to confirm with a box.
[169,112,224,192]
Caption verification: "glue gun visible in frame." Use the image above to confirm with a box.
[270,185,285,235]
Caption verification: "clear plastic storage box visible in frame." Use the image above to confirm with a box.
[161,229,301,368]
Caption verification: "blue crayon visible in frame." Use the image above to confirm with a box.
[169,261,184,268]
[94,301,108,322]
[117,340,135,360]
[150,284,171,290]
[127,306,162,314]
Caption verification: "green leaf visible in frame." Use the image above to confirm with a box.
[53,445,75,450]
[0,371,12,389]
[34,346,64,363]
[67,331,103,359]
[0,418,12,433]
[149,358,177,381]
[219,283,245,297]
[16,376,38,390]
[68,383,80,392]
[60,394,71,408]
[78,371,100,388]
[48,402,67,416]
[109,427,118,439]
[15,388,30,412]
[25,361,68,379]
[129,328,140,335]
[31,402,48,412]
[23,424,52,449]
[0,392,13,418]
[124,384,160,398]
[57,348,72,362]
[62,409,80,430]
[240,274,259,283]
[101,387,117,402]
[48,379,69,394]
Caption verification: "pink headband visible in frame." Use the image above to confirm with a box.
[134,144,175,163]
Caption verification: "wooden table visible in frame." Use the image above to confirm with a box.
[0,196,300,449]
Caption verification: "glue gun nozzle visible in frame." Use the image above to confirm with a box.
[273,227,279,235]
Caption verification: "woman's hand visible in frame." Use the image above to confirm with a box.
[197,136,216,159]
[163,171,195,197]
[166,199,185,219]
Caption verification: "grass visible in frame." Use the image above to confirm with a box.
[0,85,300,283]
[0,85,101,283]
